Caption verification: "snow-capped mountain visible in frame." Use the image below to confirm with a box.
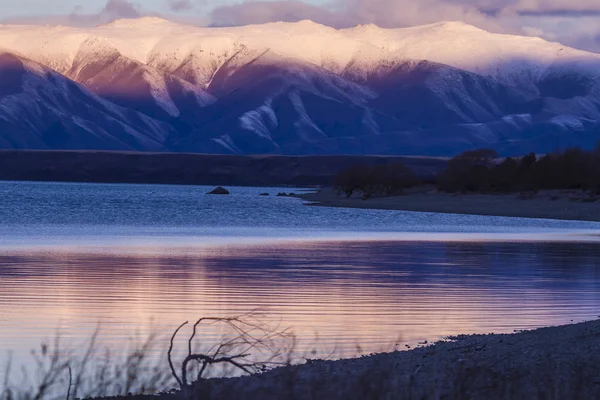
[1,17,600,155]
[0,51,173,150]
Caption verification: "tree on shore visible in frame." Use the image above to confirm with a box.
[438,149,498,192]
[437,145,600,193]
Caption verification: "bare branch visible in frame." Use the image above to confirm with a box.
[170,310,291,389]
[168,321,188,389]
[66,366,72,400]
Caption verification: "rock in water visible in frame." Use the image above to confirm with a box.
[207,187,229,195]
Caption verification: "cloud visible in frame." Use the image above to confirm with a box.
[208,0,600,30]
[207,0,600,52]
[344,0,506,30]
[168,0,194,12]
[210,1,344,27]
[569,33,600,52]
[1,0,145,27]
[209,0,511,33]
[443,0,600,16]
[68,0,142,25]
[508,0,600,15]
[104,0,141,18]
[516,14,600,53]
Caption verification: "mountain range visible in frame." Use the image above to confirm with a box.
[1,17,600,156]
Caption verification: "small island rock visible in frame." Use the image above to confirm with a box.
[207,186,230,195]
[260,193,270,196]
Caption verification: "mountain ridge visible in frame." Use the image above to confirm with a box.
[1,18,600,156]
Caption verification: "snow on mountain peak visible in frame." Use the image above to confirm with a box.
[101,16,174,28]
[293,19,323,26]
[346,23,382,36]
[427,21,484,31]
[0,18,599,88]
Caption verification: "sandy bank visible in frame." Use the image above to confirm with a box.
[299,187,600,222]
[104,319,600,399]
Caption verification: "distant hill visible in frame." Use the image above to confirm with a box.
[1,18,600,156]
[0,151,446,186]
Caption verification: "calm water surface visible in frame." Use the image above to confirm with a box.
[1,181,600,370]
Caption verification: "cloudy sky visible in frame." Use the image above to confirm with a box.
[2,0,599,53]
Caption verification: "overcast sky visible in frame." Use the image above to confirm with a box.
[1,0,599,53]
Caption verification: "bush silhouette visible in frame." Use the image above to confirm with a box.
[334,163,416,199]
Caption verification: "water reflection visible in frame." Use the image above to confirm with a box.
[1,240,599,368]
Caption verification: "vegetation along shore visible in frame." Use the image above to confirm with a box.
[4,318,598,400]
[301,146,600,222]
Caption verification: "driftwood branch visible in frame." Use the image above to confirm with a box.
[66,366,72,400]
[168,321,188,388]
[168,311,290,390]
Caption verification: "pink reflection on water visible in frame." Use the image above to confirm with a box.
[1,240,599,371]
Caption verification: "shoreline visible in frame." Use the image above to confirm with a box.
[101,319,600,399]
[299,187,600,223]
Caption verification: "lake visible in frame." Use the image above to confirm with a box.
[1,181,600,381]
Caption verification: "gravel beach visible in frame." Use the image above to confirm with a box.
[105,319,600,400]
[299,187,600,222]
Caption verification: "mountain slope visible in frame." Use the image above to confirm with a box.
[173,49,378,154]
[66,36,215,120]
[0,51,172,150]
[1,18,600,155]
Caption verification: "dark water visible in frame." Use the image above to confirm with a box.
[2,181,600,247]
[1,181,600,373]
